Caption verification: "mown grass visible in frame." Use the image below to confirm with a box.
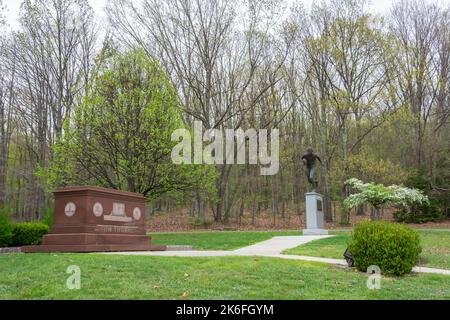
[150,229,450,269]
[150,230,302,250]
[284,234,350,259]
[417,229,450,269]
[1,253,450,300]
[284,229,450,270]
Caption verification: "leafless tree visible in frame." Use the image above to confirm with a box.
[0,2,15,207]
[2,0,97,218]
[389,0,449,168]
[107,0,296,222]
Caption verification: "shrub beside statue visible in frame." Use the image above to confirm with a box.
[343,179,427,276]
[348,220,422,276]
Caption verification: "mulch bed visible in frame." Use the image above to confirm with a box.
[145,209,450,232]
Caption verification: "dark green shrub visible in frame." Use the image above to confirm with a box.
[0,207,13,247]
[11,223,50,246]
[394,169,446,223]
[348,221,421,276]
[394,200,444,224]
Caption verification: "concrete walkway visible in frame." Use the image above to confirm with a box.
[233,235,334,256]
[104,235,333,257]
[412,266,450,275]
[104,235,450,276]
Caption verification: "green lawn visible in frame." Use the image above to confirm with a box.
[284,229,450,270]
[284,234,350,259]
[417,229,450,269]
[1,253,450,299]
[150,230,301,250]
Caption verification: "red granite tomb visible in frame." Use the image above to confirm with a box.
[22,186,166,253]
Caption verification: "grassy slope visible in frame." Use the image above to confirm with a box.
[150,230,302,250]
[1,253,450,300]
[284,229,450,270]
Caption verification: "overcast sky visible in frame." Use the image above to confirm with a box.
[3,0,396,30]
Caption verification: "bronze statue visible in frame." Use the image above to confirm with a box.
[301,147,322,191]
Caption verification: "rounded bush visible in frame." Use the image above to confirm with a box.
[348,221,421,276]
[11,223,50,246]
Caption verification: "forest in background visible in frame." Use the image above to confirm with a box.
[0,0,448,226]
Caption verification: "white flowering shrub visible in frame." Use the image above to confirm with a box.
[343,178,429,212]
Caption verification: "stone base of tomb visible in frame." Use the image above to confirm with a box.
[21,186,167,253]
[22,233,166,253]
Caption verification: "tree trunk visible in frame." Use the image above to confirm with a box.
[0,146,6,207]
[356,204,366,216]
[322,163,333,222]
[370,207,381,221]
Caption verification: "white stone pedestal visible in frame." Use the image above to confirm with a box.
[303,192,328,235]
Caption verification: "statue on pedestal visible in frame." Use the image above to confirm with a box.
[301,147,322,192]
